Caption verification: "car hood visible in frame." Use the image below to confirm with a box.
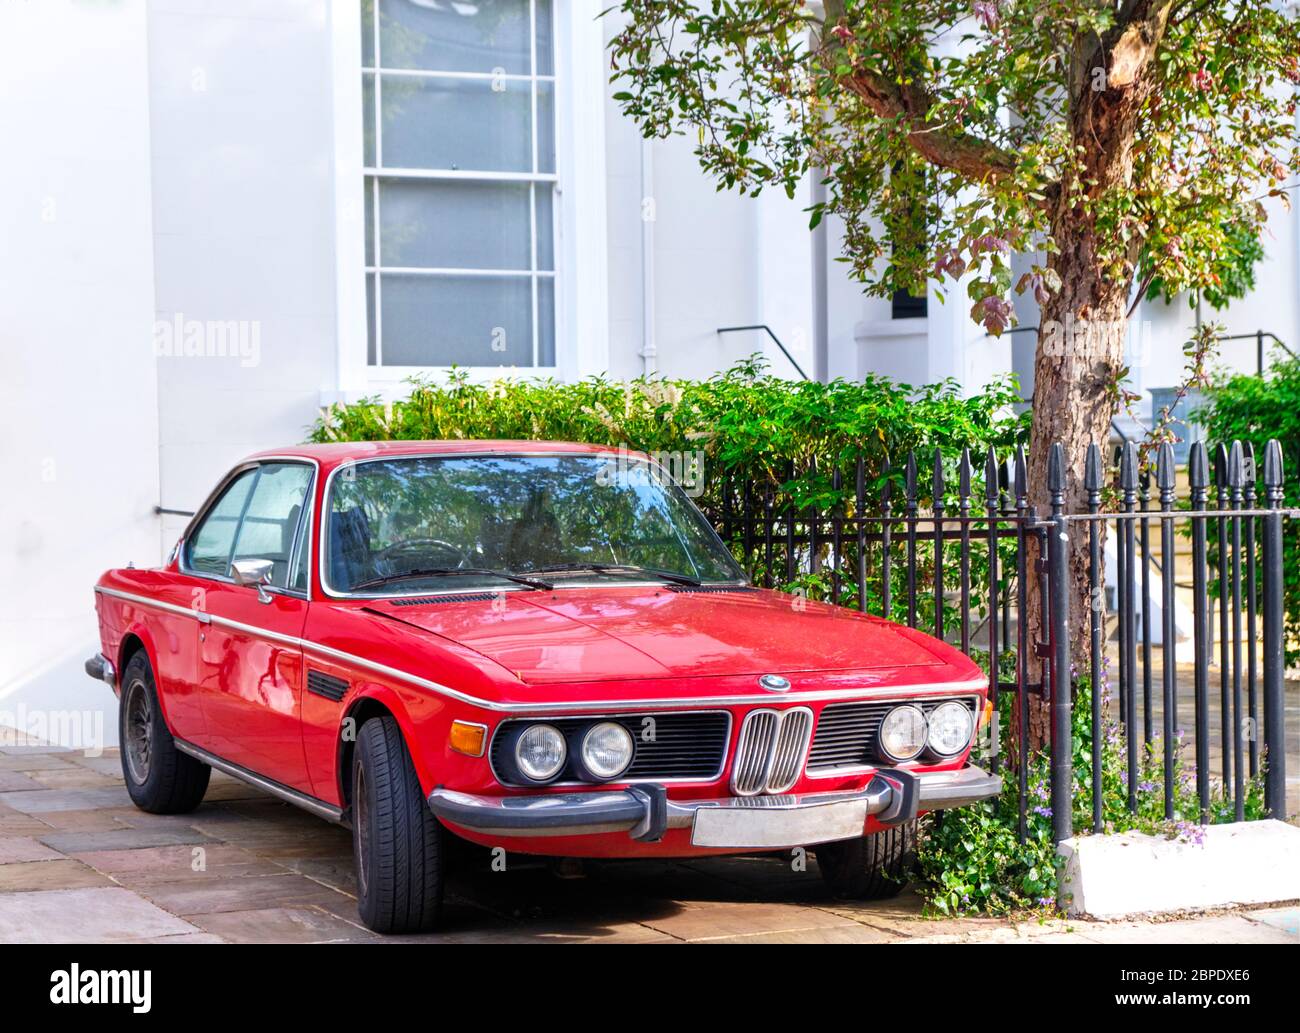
[365,587,957,685]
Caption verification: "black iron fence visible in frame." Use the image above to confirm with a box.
[700,437,1295,842]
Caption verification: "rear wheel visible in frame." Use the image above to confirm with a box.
[815,821,918,899]
[119,651,210,813]
[352,715,444,933]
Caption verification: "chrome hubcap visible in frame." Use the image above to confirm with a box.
[123,679,153,785]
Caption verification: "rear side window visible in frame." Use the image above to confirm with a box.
[186,469,257,576]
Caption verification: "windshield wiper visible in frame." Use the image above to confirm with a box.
[529,563,702,587]
[351,567,553,592]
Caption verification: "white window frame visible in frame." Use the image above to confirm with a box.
[328,0,608,401]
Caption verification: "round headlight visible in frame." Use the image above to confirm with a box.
[878,705,928,763]
[514,724,567,782]
[580,721,634,780]
[926,701,974,757]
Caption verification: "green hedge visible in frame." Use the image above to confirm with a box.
[310,357,1028,512]
[1195,357,1300,665]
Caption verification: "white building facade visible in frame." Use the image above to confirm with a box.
[2,0,1296,742]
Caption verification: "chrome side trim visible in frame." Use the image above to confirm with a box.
[173,738,344,824]
[94,587,988,714]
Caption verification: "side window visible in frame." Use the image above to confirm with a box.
[229,464,314,589]
[288,492,314,594]
[186,469,258,576]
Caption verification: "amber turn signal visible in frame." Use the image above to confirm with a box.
[449,720,487,758]
[980,698,994,729]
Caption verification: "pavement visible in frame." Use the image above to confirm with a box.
[0,734,1295,944]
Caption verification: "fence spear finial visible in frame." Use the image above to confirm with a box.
[1189,440,1209,491]
[1229,440,1245,490]
[984,447,999,505]
[1084,442,1103,496]
[959,447,971,499]
[1120,440,1138,494]
[905,450,918,505]
[1157,441,1176,494]
[1214,442,1229,492]
[932,447,945,501]
[1047,442,1066,502]
[1014,445,1027,500]
[1264,438,1284,495]
[880,456,892,504]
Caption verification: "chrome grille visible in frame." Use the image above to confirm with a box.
[731,707,814,796]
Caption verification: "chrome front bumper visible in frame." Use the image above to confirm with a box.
[428,765,1001,849]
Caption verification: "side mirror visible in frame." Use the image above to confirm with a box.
[231,558,275,603]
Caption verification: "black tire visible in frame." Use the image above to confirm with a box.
[352,715,444,933]
[118,651,210,814]
[815,820,918,899]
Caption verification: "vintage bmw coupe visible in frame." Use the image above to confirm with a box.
[87,441,999,933]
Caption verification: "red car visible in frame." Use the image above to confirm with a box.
[87,441,999,933]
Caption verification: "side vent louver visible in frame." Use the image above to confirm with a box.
[306,670,348,702]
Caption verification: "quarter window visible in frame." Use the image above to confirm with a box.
[362,0,557,369]
[186,469,258,577]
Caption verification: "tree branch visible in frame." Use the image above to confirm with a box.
[820,0,1019,184]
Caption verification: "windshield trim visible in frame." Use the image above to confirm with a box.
[317,450,748,600]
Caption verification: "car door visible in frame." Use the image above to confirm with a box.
[185,460,316,794]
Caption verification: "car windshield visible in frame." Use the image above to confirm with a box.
[324,454,746,594]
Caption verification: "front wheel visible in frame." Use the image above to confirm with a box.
[815,821,918,899]
[352,715,444,933]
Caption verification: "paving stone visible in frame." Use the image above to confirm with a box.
[0,886,202,943]
[0,858,113,892]
[133,932,228,944]
[707,924,899,943]
[0,771,43,792]
[27,767,123,791]
[0,754,77,771]
[139,873,355,916]
[0,837,64,864]
[186,906,371,943]
[0,743,76,755]
[0,787,135,814]
[1074,915,1297,944]
[63,754,123,778]
[24,808,125,832]
[1244,906,1300,938]
[38,826,213,854]
[638,900,864,942]
[74,843,285,885]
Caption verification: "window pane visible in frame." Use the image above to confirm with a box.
[379,0,531,74]
[380,179,531,270]
[361,0,375,64]
[364,181,375,266]
[187,469,257,577]
[379,273,532,366]
[536,184,553,271]
[380,75,530,172]
[366,274,377,364]
[538,276,555,366]
[362,74,376,166]
[230,464,314,589]
[535,0,553,76]
[536,79,555,173]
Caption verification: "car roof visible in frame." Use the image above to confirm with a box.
[247,440,642,472]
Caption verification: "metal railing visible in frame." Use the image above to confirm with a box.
[716,324,810,380]
[698,437,1295,845]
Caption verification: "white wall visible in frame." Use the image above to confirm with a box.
[148,0,340,530]
[0,0,161,748]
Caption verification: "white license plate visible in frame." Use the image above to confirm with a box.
[690,799,869,849]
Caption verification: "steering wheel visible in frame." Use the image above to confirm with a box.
[373,538,470,575]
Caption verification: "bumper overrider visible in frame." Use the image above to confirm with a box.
[428,765,1000,850]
